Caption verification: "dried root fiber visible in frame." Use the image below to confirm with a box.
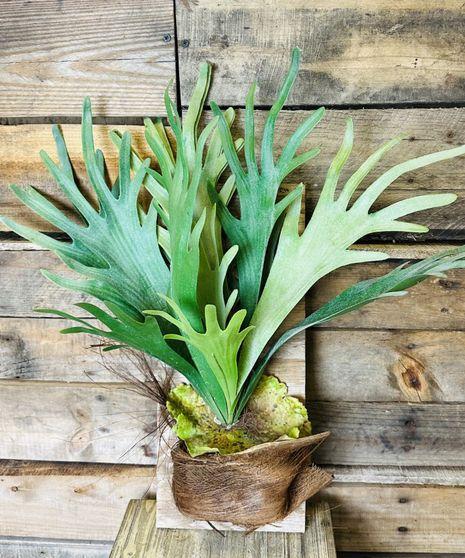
[171,431,332,530]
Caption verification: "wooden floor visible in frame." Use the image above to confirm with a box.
[1,0,465,555]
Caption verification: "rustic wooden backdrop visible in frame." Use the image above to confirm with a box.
[1,0,465,555]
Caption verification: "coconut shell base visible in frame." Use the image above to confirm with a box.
[171,431,332,530]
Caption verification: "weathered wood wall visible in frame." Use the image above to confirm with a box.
[1,0,465,555]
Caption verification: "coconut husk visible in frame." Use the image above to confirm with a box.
[171,431,332,530]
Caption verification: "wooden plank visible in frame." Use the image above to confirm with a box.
[0,317,164,382]
[230,108,465,191]
[308,329,465,403]
[1,461,465,552]
[3,379,462,467]
[0,462,155,541]
[177,1,465,106]
[154,194,306,533]
[0,311,300,382]
[3,317,465,406]
[4,247,465,328]
[330,465,465,487]
[310,401,465,466]
[0,0,175,117]
[0,381,157,464]
[311,262,465,331]
[231,108,465,240]
[0,124,154,231]
[320,484,465,553]
[0,539,111,558]
[110,500,335,557]
[3,108,465,237]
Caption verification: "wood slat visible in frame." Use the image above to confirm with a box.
[0,540,111,558]
[330,465,465,487]
[1,461,464,553]
[0,316,171,383]
[3,246,465,329]
[0,124,153,231]
[3,108,465,238]
[2,378,463,466]
[311,401,465,466]
[3,317,465,406]
[177,0,465,106]
[0,462,155,541]
[311,262,465,331]
[0,0,175,117]
[110,500,336,557]
[320,484,465,553]
[0,381,157,464]
[0,313,301,382]
[231,108,465,240]
[308,329,465,403]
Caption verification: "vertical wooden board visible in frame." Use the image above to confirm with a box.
[155,199,306,532]
[176,0,465,106]
[111,501,335,557]
[0,0,175,116]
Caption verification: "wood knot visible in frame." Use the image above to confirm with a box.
[391,352,435,402]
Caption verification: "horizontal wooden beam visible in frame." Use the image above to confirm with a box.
[1,460,464,552]
[311,401,465,466]
[2,107,465,238]
[0,381,158,464]
[308,329,465,403]
[2,317,465,405]
[2,246,464,329]
[177,1,465,106]
[320,483,465,553]
[0,539,112,558]
[0,1,175,117]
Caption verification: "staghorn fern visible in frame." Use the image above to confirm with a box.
[3,48,465,430]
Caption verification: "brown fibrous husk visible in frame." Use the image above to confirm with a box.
[171,431,332,530]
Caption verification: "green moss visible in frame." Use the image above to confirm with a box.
[166,375,311,457]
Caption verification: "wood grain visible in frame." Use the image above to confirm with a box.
[0,540,111,558]
[0,317,166,382]
[311,262,465,331]
[310,401,465,466]
[0,0,175,117]
[308,329,465,403]
[111,501,336,557]
[3,382,463,467]
[0,381,158,464]
[177,0,465,106]
[0,124,153,231]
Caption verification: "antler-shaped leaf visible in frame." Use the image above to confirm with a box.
[210,47,325,321]
[238,119,465,381]
[35,302,227,421]
[1,98,170,320]
[147,296,253,423]
[111,65,242,326]
[234,246,465,420]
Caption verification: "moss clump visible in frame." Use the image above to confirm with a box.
[166,375,311,457]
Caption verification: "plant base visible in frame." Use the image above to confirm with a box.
[171,431,331,530]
